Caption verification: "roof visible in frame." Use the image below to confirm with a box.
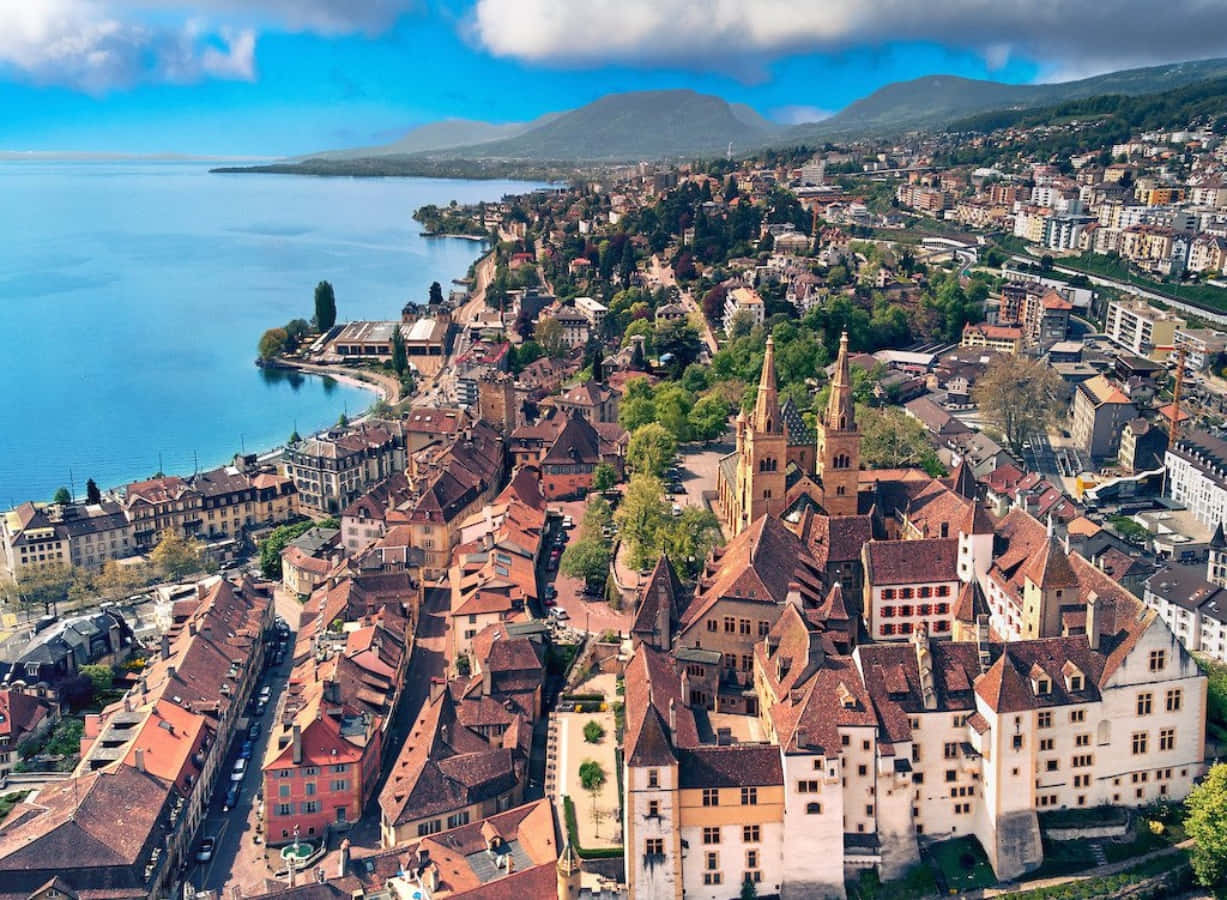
[864,538,959,586]
[1078,374,1133,407]
[677,746,782,789]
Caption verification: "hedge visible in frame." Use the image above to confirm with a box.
[562,795,624,860]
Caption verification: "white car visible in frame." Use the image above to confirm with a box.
[549,607,569,621]
[230,758,247,782]
[196,836,216,863]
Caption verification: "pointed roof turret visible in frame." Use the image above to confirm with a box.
[558,837,581,876]
[1213,522,1227,550]
[1024,535,1079,589]
[950,459,977,500]
[753,335,783,433]
[961,500,996,536]
[825,330,855,432]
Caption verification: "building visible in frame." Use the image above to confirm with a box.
[723,286,766,334]
[1071,375,1138,461]
[554,380,618,424]
[281,525,341,596]
[573,296,608,330]
[1173,326,1227,371]
[1105,299,1183,357]
[0,500,134,583]
[961,323,1022,355]
[0,685,55,784]
[1144,554,1227,663]
[862,539,960,641]
[284,420,407,515]
[1119,419,1168,474]
[1166,429,1227,533]
[0,609,132,690]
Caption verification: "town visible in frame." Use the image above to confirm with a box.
[7,84,1227,900]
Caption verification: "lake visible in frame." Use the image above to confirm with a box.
[0,161,534,504]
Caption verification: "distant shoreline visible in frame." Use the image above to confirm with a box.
[210,158,580,182]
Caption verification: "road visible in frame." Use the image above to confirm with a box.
[188,585,300,896]
[648,254,718,355]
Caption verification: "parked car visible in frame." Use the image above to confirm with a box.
[549,607,569,621]
[258,685,272,702]
[247,721,261,741]
[545,585,557,600]
[230,758,248,782]
[561,515,575,529]
[196,836,216,863]
[238,740,255,760]
[223,783,241,811]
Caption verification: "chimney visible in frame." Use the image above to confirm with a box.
[795,726,808,750]
[167,665,176,681]
[505,853,515,875]
[160,634,171,660]
[1086,591,1101,651]
[338,838,350,878]
[481,664,492,696]
[188,621,197,636]
[134,747,146,772]
[786,582,803,611]
[668,698,676,733]
[656,585,670,647]
[292,724,302,765]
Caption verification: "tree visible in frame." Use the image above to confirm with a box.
[97,559,148,601]
[615,475,667,570]
[391,325,408,376]
[653,384,694,440]
[659,507,723,579]
[582,495,613,536]
[560,538,609,593]
[52,487,71,505]
[583,720,605,743]
[1187,762,1227,890]
[85,479,101,504]
[259,519,329,580]
[79,664,114,702]
[627,424,677,478]
[150,532,205,580]
[536,317,566,358]
[618,395,657,432]
[428,280,444,305]
[858,406,943,472]
[314,280,337,331]
[972,355,1065,455]
[688,394,731,443]
[259,327,289,360]
[578,759,607,836]
[740,875,759,900]
[592,462,618,492]
[13,566,73,613]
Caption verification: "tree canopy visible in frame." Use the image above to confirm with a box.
[972,355,1065,455]
[151,532,207,580]
[314,280,337,331]
[1187,762,1227,890]
[627,423,677,478]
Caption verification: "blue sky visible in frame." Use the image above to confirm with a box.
[1,1,1224,156]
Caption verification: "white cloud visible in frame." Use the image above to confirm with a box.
[0,0,410,92]
[469,0,1227,80]
[772,104,832,125]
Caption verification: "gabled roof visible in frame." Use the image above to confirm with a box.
[631,554,684,640]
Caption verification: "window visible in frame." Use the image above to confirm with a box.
[706,851,719,870]
[1073,774,1091,788]
[900,589,914,601]
[882,624,896,636]
[739,618,751,635]
[1038,711,1053,729]
[944,742,959,759]
[1046,759,1059,772]
[648,769,659,788]
[858,764,868,776]
[703,827,721,845]
[842,734,851,747]
[883,589,896,600]
[806,801,822,814]
[758,620,770,637]
[447,811,470,828]
[1160,728,1175,752]
[702,788,720,807]
[724,616,736,633]
[648,800,660,818]
[279,784,290,798]
[1071,709,1086,723]
[703,872,723,886]
[1166,689,1183,712]
[305,782,316,796]
[881,606,895,618]
[1073,754,1093,768]
[645,838,664,856]
[1040,738,1054,752]
[797,780,820,793]
[277,803,293,816]
[331,779,348,792]
[301,801,318,814]
[707,619,718,632]
[741,787,758,805]
[1132,732,1149,755]
[1070,675,1084,691]
[1149,650,1166,672]
[900,604,914,616]
[1137,692,1153,716]
[945,769,957,783]
[743,825,760,843]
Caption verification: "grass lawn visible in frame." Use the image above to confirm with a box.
[926,835,997,893]
[1035,816,1186,878]
[0,791,31,824]
[847,864,938,900]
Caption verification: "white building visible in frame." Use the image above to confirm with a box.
[573,296,608,330]
[1104,299,1184,356]
[723,286,766,334]
[1166,429,1227,533]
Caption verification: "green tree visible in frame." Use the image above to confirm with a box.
[79,664,114,702]
[578,759,607,836]
[592,462,618,492]
[85,479,101,504]
[536,317,567,358]
[688,394,731,443]
[391,325,408,376]
[740,875,759,900]
[96,559,148,601]
[653,384,694,441]
[972,355,1065,455]
[618,395,657,432]
[52,487,71,505]
[858,406,942,471]
[14,566,73,613]
[582,495,613,536]
[150,532,206,580]
[615,475,667,570]
[627,424,677,478]
[1187,762,1227,890]
[659,507,723,579]
[560,538,610,593]
[429,280,444,305]
[259,519,329,580]
[259,327,288,360]
[583,720,605,743]
[314,280,337,331]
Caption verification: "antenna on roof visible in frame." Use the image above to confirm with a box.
[158,452,164,477]
[193,450,199,476]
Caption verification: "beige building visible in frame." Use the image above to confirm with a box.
[1070,375,1138,461]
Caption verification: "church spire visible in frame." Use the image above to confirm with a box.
[826,330,855,432]
[753,335,782,433]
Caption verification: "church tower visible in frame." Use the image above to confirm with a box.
[816,330,861,516]
[732,335,788,533]
[557,839,581,900]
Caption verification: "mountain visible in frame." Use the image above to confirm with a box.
[294,113,564,161]
[789,56,1227,140]
[415,89,785,161]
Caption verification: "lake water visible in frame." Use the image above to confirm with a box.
[0,161,534,504]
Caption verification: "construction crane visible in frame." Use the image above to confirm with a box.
[1170,346,1188,446]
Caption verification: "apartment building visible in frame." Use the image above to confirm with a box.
[1070,375,1138,461]
[1104,299,1183,357]
[1166,429,1227,533]
[0,499,134,582]
[284,419,407,515]
[1173,326,1227,371]
[723,286,766,334]
[862,539,960,641]
[961,322,1022,355]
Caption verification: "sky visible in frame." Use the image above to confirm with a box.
[2,1,1227,157]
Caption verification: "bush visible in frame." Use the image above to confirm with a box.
[583,720,605,743]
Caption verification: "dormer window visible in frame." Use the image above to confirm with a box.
[1036,678,1051,695]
